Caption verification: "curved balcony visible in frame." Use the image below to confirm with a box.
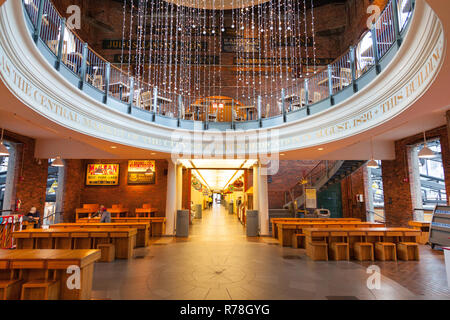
[22,0,414,131]
[0,0,445,157]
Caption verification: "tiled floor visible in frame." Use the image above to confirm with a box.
[91,204,450,300]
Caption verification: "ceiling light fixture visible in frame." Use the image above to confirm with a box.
[0,128,9,156]
[367,137,378,169]
[51,156,64,167]
[418,131,435,158]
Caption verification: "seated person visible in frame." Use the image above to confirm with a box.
[25,207,41,228]
[91,205,111,223]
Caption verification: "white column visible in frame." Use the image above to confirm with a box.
[165,160,177,235]
[258,164,270,236]
[252,164,259,211]
[176,163,183,210]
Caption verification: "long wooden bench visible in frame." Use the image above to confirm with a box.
[50,222,150,247]
[0,249,100,300]
[77,217,166,237]
[13,228,137,259]
[271,218,361,238]
[303,228,421,261]
[277,222,385,247]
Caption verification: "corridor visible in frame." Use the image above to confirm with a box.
[91,204,450,300]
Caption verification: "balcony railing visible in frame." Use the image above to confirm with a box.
[22,0,415,129]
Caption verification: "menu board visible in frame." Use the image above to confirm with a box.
[127,160,156,185]
[86,164,120,186]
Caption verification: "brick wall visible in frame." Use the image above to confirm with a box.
[382,126,450,227]
[61,158,168,222]
[268,160,320,209]
[341,165,370,221]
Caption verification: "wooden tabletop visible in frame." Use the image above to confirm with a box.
[277,222,384,228]
[50,223,149,230]
[303,227,421,236]
[107,208,129,213]
[13,228,138,238]
[135,208,157,213]
[0,249,101,269]
[272,218,360,222]
[408,221,431,227]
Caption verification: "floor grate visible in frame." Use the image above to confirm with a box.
[326,296,359,300]
[282,255,302,260]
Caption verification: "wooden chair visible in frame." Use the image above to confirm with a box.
[397,242,419,261]
[329,232,349,261]
[97,243,115,262]
[21,280,60,300]
[181,105,194,120]
[140,91,153,111]
[354,242,374,261]
[375,242,397,261]
[292,233,305,249]
[0,280,23,300]
[208,108,218,122]
[306,242,328,261]
[232,108,244,122]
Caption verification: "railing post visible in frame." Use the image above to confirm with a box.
[128,76,134,114]
[231,99,235,130]
[350,46,358,93]
[79,43,88,90]
[371,26,381,74]
[104,62,110,104]
[55,18,66,70]
[152,86,158,121]
[304,79,310,116]
[33,0,45,43]
[391,0,403,47]
[327,64,334,105]
[257,95,262,128]
[281,88,286,122]
[177,94,182,127]
[205,101,209,130]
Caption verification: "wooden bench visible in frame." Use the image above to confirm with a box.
[97,243,115,262]
[397,242,419,261]
[21,280,60,300]
[329,232,349,261]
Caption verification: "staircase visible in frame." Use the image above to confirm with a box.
[283,160,367,210]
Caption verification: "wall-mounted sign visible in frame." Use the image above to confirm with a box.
[305,188,317,209]
[127,160,156,185]
[86,164,120,186]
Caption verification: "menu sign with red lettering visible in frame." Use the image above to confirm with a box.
[127,160,156,185]
[86,164,120,186]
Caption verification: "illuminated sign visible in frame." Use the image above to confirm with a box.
[127,160,156,185]
[86,164,120,186]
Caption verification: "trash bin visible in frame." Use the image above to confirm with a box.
[176,210,189,237]
[195,204,202,219]
[228,203,234,215]
[444,247,450,288]
[246,210,259,237]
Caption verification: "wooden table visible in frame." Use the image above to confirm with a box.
[49,222,150,247]
[303,227,421,260]
[0,249,100,300]
[77,217,166,237]
[277,221,384,247]
[135,208,157,218]
[271,218,361,239]
[408,221,431,244]
[13,228,137,259]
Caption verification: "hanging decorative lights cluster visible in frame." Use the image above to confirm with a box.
[119,0,318,105]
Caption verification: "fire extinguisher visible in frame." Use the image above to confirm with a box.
[15,199,22,212]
